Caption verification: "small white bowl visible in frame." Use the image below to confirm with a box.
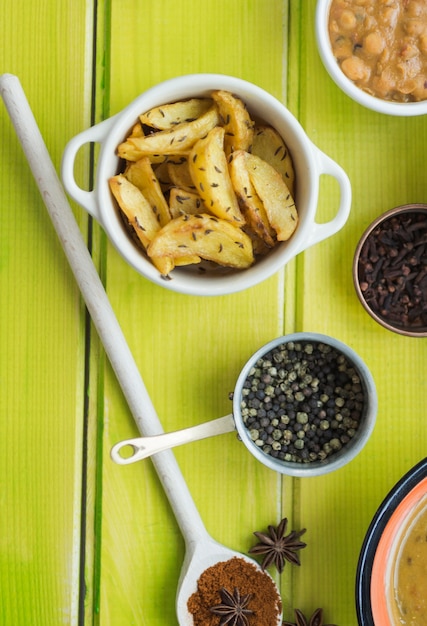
[232,332,377,477]
[315,0,427,116]
[61,74,351,296]
[111,332,377,477]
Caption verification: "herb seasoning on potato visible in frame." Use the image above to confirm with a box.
[110,91,298,276]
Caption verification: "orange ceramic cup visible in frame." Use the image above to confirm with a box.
[371,477,427,624]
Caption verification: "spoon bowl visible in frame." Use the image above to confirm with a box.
[177,535,282,625]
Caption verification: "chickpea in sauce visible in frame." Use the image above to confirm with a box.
[328,0,427,102]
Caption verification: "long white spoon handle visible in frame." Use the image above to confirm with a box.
[0,73,209,546]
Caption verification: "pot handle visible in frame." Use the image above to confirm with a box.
[110,414,236,464]
[296,143,352,252]
[60,115,118,220]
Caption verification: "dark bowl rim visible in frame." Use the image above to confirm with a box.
[353,204,427,337]
[355,456,427,625]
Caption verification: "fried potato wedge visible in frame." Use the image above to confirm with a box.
[109,174,161,248]
[117,106,220,161]
[229,150,276,248]
[124,123,169,164]
[251,125,295,194]
[149,255,175,276]
[169,188,203,219]
[147,213,254,271]
[167,157,197,193]
[129,120,144,138]
[153,159,173,192]
[140,98,213,130]
[150,252,202,276]
[124,157,171,227]
[189,126,244,225]
[212,89,254,156]
[244,227,273,258]
[244,152,298,241]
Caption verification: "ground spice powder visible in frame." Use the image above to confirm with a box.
[187,556,282,625]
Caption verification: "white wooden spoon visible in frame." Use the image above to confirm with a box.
[0,73,282,625]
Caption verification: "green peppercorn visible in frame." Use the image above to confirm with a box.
[297,412,308,424]
[250,429,259,441]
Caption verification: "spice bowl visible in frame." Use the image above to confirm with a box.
[232,332,377,477]
[315,0,427,116]
[61,73,351,296]
[353,204,427,337]
[356,458,427,626]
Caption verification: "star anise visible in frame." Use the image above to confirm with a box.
[210,587,254,626]
[283,608,337,626]
[248,517,306,573]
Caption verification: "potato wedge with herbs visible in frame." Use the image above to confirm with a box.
[147,213,254,271]
[109,174,161,248]
[167,157,197,193]
[211,89,254,156]
[140,98,213,130]
[117,106,220,161]
[124,158,171,227]
[153,159,173,193]
[251,125,295,194]
[189,126,244,225]
[244,152,298,241]
[124,124,170,164]
[244,227,273,258]
[229,150,276,248]
[128,120,144,138]
[169,188,203,219]
[150,252,202,276]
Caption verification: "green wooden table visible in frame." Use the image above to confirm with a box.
[1,1,426,624]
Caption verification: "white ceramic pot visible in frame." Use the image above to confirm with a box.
[62,74,352,295]
[111,333,377,478]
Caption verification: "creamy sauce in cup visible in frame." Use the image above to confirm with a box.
[391,501,427,624]
[328,0,427,103]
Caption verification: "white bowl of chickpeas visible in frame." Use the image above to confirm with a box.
[316,0,427,116]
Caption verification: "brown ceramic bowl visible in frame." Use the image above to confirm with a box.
[353,204,427,337]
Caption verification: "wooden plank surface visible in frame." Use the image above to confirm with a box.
[0,2,91,624]
[1,1,427,625]
[99,1,290,623]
